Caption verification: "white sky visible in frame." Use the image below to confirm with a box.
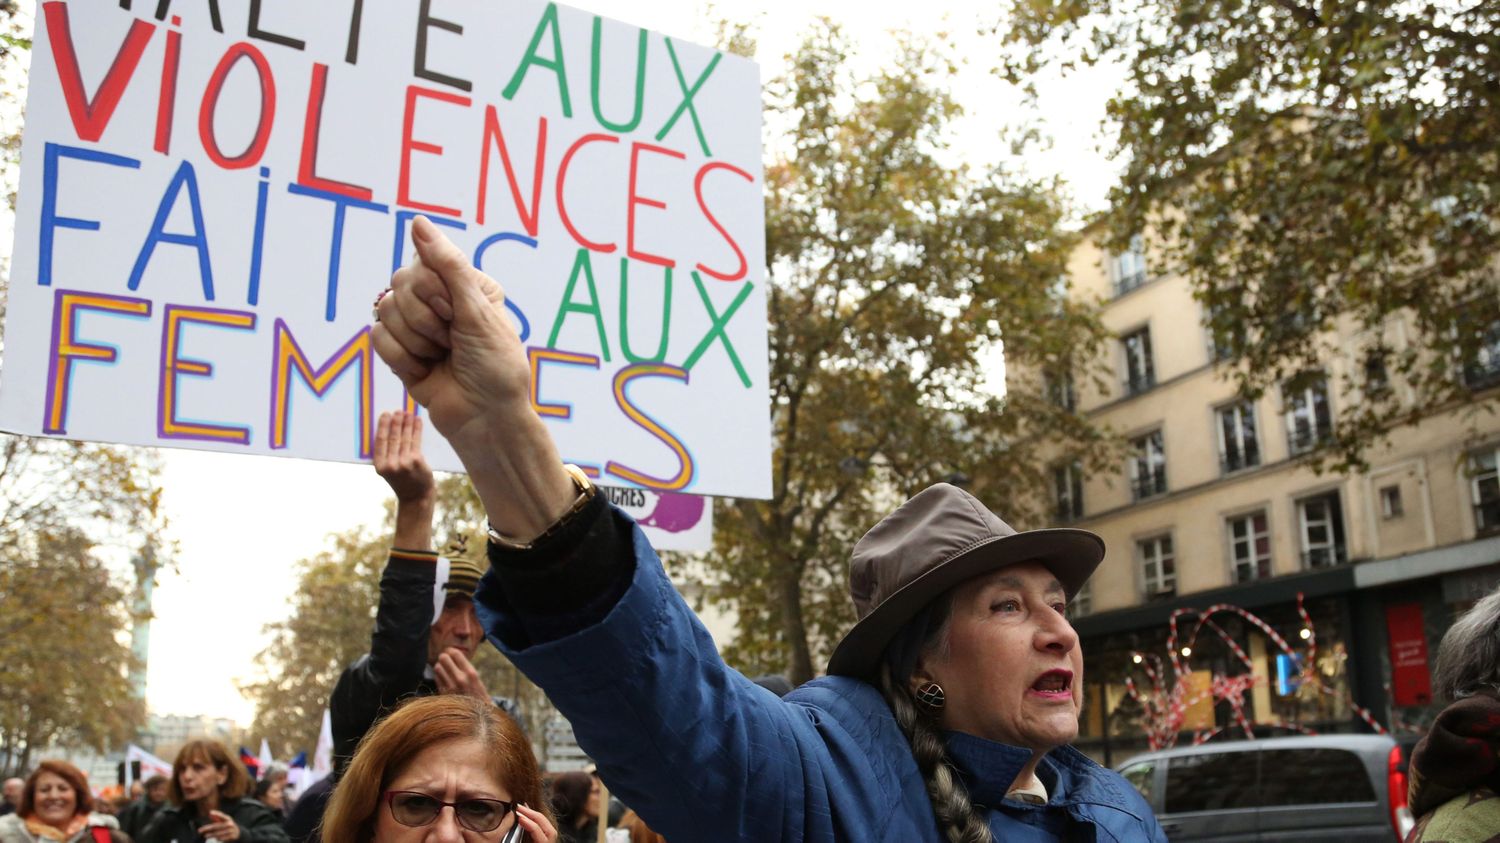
[2,0,1123,731]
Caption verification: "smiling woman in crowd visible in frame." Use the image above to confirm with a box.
[369,217,1165,842]
[0,761,118,843]
[138,741,288,843]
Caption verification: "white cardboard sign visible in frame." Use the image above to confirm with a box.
[0,0,771,505]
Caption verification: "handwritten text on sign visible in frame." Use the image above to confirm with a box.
[0,0,771,500]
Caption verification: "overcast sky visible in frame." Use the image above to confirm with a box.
[1,0,1123,732]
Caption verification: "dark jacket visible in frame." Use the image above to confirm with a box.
[118,799,166,840]
[476,501,1167,843]
[1407,690,1500,842]
[138,798,287,843]
[329,553,438,772]
[282,777,332,843]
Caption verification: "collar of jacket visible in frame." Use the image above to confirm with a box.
[943,731,1136,814]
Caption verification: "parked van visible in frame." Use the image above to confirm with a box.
[1115,734,1414,841]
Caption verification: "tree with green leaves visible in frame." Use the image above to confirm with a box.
[1000,0,1500,470]
[244,476,552,758]
[0,437,164,775]
[698,21,1115,685]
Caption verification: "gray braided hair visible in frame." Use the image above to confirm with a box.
[878,652,992,842]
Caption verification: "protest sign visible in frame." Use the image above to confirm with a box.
[0,0,771,502]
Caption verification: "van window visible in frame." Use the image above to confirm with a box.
[1119,762,1155,803]
[1165,752,1258,813]
[1258,748,1376,806]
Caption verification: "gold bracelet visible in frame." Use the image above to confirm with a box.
[486,464,597,551]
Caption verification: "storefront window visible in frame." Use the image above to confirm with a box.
[1080,599,1356,748]
[1259,599,1351,728]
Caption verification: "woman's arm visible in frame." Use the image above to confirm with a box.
[373,219,910,843]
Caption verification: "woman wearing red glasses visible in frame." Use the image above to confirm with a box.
[321,696,556,843]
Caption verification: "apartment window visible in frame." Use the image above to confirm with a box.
[1462,318,1500,391]
[1066,581,1092,619]
[1285,374,1332,455]
[1053,462,1084,523]
[1204,301,1241,364]
[1227,511,1271,583]
[1140,534,1176,598]
[1298,491,1347,568]
[1363,349,1391,396]
[1217,401,1261,474]
[1469,446,1500,533]
[1379,485,1404,519]
[1045,368,1076,413]
[1122,327,1156,395]
[1130,430,1168,501]
[1110,234,1149,295]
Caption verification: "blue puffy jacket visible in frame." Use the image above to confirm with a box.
[477,516,1166,843]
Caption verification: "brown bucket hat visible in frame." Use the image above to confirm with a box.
[826,483,1105,679]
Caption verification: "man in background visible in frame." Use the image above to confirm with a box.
[0,778,22,817]
[286,412,506,843]
[117,775,168,838]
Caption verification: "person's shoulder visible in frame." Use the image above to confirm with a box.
[87,815,120,830]
[784,675,915,763]
[1413,786,1500,842]
[144,804,187,828]
[226,797,276,819]
[787,674,886,711]
[1051,747,1158,824]
[0,815,30,843]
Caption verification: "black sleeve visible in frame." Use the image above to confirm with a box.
[328,553,436,767]
[483,494,638,643]
[135,812,178,843]
[116,803,141,840]
[282,777,332,843]
[232,802,289,843]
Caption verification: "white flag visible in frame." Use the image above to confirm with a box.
[310,710,334,785]
[258,739,273,778]
[125,745,173,788]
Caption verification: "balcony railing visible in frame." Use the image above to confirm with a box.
[1114,271,1148,296]
[1221,448,1261,474]
[1145,584,1177,601]
[1476,499,1500,534]
[1132,473,1168,502]
[1125,372,1156,396]
[1301,545,1349,569]
[1288,427,1331,455]
[1464,361,1500,392]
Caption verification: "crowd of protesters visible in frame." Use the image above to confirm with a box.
[18,216,1500,841]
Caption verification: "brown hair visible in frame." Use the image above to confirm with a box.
[547,772,593,829]
[618,810,666,843]
[321,695,550,843]
[168,740,253,806]
[19,760,93,819]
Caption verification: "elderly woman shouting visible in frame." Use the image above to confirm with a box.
[371,217,1164,842]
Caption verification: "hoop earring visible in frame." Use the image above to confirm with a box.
[914,681,946,711]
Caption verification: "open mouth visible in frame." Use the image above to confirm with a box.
[1029,669,1074,697]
